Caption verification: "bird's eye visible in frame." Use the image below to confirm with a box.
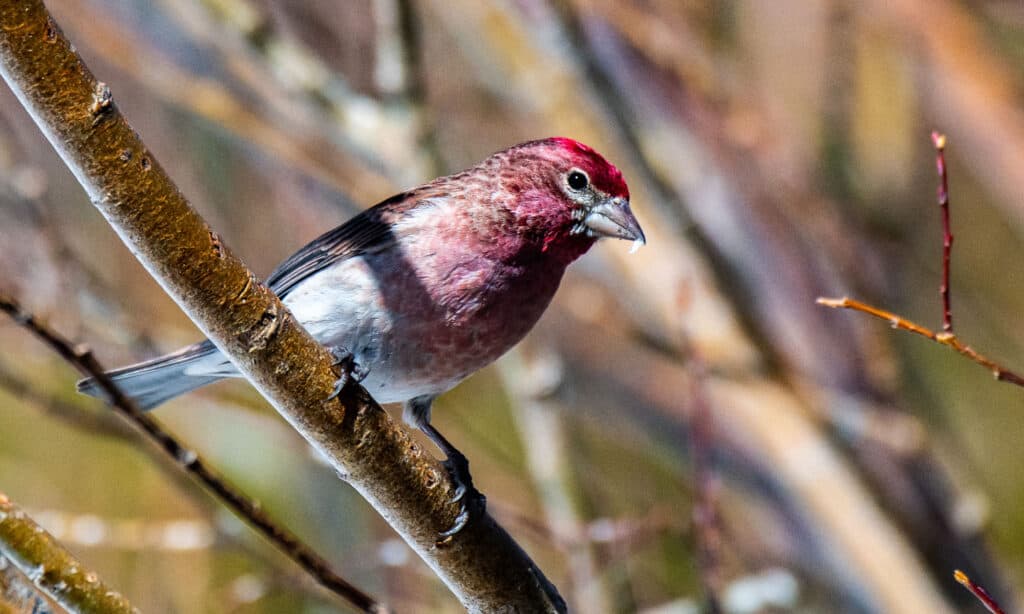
[567,170,589,191]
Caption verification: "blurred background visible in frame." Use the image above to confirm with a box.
[1,0,1023,612]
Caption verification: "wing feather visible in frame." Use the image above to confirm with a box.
[265,190,421,297]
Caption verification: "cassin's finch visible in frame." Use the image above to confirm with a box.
[78,137,645,534]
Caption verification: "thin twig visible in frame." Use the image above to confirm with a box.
[933,131,954,332]
[816,297,1024,387]
[0,293,387,614]
[954,570,1005,614]
[818,133,1024,389]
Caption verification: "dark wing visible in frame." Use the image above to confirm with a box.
[266,191,418,297]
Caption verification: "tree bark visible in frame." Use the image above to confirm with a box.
[0,2,563,611]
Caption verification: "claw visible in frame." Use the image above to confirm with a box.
[326,374,348,401]
[435,453,486,544]
[326,346,368,401]
[439,507,472,540]
[405,396,487,543]
[443,455,471,503]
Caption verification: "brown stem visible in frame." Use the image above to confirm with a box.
[0,2,563,612]
[932,131,954,333]
[0,293,385,614]
[0,491,136,613]
[954,570,1006,614]
[816,297,1024,387]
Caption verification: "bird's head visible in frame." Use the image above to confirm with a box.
[494,137,645,263]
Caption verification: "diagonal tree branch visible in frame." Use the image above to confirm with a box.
[0,491,136,613]
[0,2,563,612]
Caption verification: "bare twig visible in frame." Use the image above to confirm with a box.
[817,297,1024,387]
[0,292,386,614]
[818,134,1024,389]
[954,570,1005,614]
[0,492,136,613]
[933,132,954,332]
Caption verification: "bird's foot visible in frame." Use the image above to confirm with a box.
[436,451,486,544]
[326,347,369,401]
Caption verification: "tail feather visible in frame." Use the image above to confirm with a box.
[77,340,225,410]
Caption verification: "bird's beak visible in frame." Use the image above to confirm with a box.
[583,197,646,245]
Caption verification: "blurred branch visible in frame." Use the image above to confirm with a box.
[868,0,1024,235]
[0,492,135,614]
[501,349,614,614]
[816,297,1024,387]
[954,570,1005,614]
[388,0,442,177]
[684,348,722,613]
[47,0,392,204]
[0,3,563,612]
[0,293,386,614]
[539,299,956,613]
[169,0,423,182]
[562,7,1012,600]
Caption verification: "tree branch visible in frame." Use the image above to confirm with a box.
[0,2,563,612]
[816,297,1024,387]
[0,491,136,613]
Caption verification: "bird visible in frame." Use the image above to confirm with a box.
[78,137,645,535]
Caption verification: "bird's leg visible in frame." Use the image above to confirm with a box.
[404,395,486,538]
[326,346,369,400]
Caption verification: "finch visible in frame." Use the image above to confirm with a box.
[78,137,644,534]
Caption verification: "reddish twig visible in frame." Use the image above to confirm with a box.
[0,292,388,614]
[818,133,1024,389]
[817,297,1024,387]
[933,132,954,333]
[954,569,1005,614]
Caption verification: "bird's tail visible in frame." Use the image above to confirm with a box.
[77,340,225,410]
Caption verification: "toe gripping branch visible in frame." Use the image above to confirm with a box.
[327,346,369,401]
[437,450,487,543]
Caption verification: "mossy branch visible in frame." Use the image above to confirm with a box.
[0,492,136,614]
[0,1,562,611]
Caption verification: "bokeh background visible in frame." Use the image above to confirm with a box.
[1,0,1024,612]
